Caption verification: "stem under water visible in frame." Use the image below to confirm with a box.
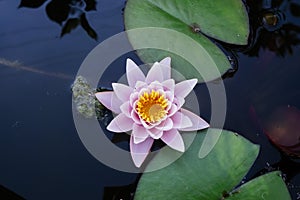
[0,57,73,80]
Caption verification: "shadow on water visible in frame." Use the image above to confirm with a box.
[0,185,25,200]
[244,0,300,57]
[18,0,98,40]
[103,175,141,200]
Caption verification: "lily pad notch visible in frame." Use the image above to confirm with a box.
[124,0,250,82]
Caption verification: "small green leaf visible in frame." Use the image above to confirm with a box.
[134,129,260,200]
[227,171,291,200]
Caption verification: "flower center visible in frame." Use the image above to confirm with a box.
[136,90,168,123]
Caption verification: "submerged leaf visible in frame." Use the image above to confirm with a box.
[264,105,300,157]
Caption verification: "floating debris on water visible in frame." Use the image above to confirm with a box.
[263,12,278,26]
[190,23,201,33]
[261,9,286,32]
[72,75,97,118]
[72,75,111,122]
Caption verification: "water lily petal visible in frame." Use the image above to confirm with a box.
[140,119,156,129]
[173,96,185,110]
[167,97,185,116]
[95,91,122,113]
[120,101,132,118]
[162,79,175,91]
[130,92,139,107]
[148,81,164,91]
[179,108,209,131]
[107,113,134,132]
[112,83,133,102]
[134,136,148,144]
[138,87,150,97]
[147,128,163,139]
[132,124,149,144]
[165,91,174,104]
[171,111,193,129]
[135,81,148,91]
[161,129,185,152]
[159,57,171,80]
[155,118,173,131]
[167,104,178,117]
[174,79,198,99]
[131,110,142,125]
[130,135,154,167]
[126,58,146,87]
[145,62,164,83]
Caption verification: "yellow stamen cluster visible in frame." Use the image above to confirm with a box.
[136,90,168,123]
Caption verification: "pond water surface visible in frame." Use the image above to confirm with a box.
[0,0,300,199]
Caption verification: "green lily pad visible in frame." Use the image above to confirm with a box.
[227,171,291,200]
[134,129,290,200]
[124,0,249,82]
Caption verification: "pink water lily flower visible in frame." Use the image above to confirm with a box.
[95,57,209,167]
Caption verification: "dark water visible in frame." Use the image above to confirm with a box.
[0,0,300,199]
